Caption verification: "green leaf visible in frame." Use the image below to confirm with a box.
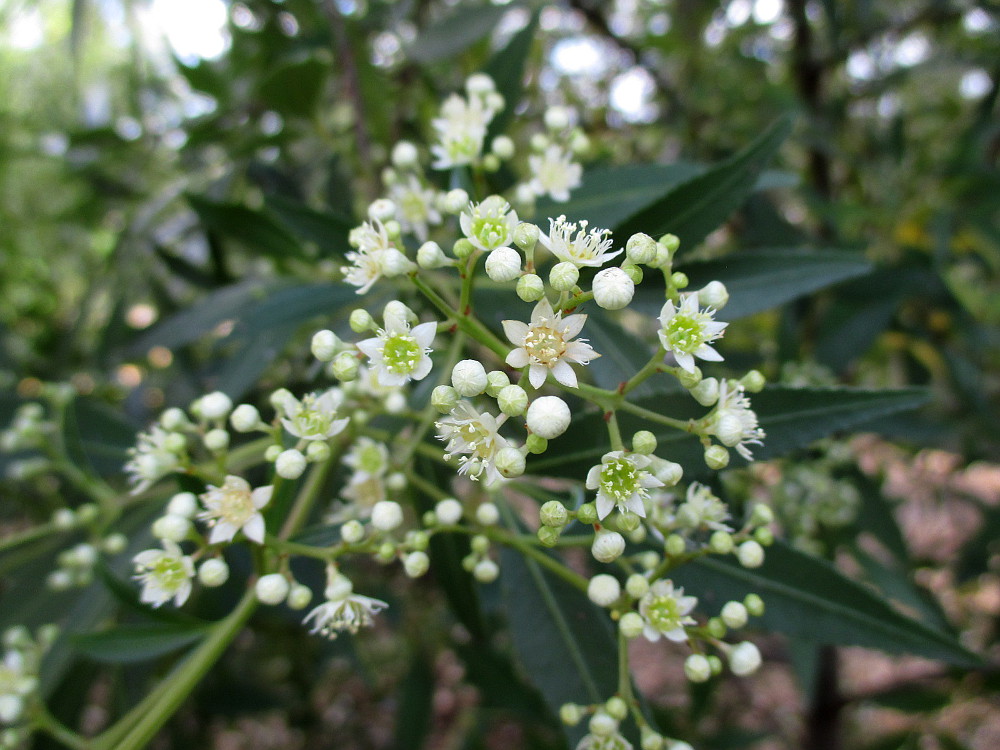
[673,248,874,320]
[484,10,539,139]
[263,194,354,258]
[584,312,667,397]
[613,116,793,251]
[256,56,330,118]
[532,387,931,479]
[407,4,509,63]
[391,654,435,749]
[61,395,138,477]
[71,624,209,663]
[499,543,617,745]
[187,194,305,260]
[671,541,981,666]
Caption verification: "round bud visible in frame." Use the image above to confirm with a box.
[516,273,545,302]
[435,498,463,525]
[230,404,262,432]
[525,433,548,454]
[592,531,626,563]
[654,459,684,486]
[641,730,665,750]
[0,695,24,725]
[741,369,766,393]
[404,551,430,578]
[482,371,509,399]
[491,135,515,160]
[167,491,198,518]
[452,360,488,397]
[349,309,375,333]
[102,533,128,554]
[371,501,404,532]
[621,263,644,284]
[203,428,229,452]
[576,502,598,525]
[605,696,628,721]
[513,222,540,251]
[453,238,476,259]
[47,570,73,590]
[684,654,712,683]
[632,430,657,455]
[311,330,339,362]
[689,377,719,406]
[287,583,313,610]
[269,388,296,412]
[737,540,765,568]
[196,391,233,421]
[559,703,582,726]
[306,441,331,462]
[626,573,650,599]
[368,198,396,222]
[495,447,526,478]
[537,526,560,547]
[659,234,680,254]
[276,449,307,480]
[476,502,499,526]
[163,433,187,453]
[670,272,689,290]
[721,601,749,629]
[744,593,765,617]
[714,413,746,449]
[470,535,490,554]
[589,712,617,738]
[391,140,419,168]
[485,246,522,282]
[52,508,76,530]
[431,385,460,414]
[704,445,730,470]
[587,574,621,607]
[474,559,500,583]
[626,232,657,264]
[539,501,569,527]
[530,132,549,151]
[706,617,727,639]
[444,188,469,213]
[619,611,645,638]
[750,503,774,526]
[729,641,762,676]
[571,130,590,154]
[665,534,687,557]
[465,72,495,95]
[482,154,501,172]
[754,527,775,546]
[386,472,406,491]
[72,543,98,567]
[198,558,230,587]
[593,267,635,310]
[408,530,429,551]
[380,248,411,277]
[549,261,579,291]
[264,445,283,462]
[526,396,571,439]
[544,105,571,131]
[417,240,448,269]
[676,366,702,390]
[341,519,365,544]
[497,385,528,417]
[616,512,641,533]
[158,408,188,431]
[331,352,359,382]
[710,530,734,554]
[152,514,190,543]
[698,280,729,310]
[255,574,290,605]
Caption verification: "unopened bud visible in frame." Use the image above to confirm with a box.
[549,262,579,292]
[587,574,621,607]
[704,445,730,470]
[485,246,522,282]
[626,233,657,264]
[452,360,488,397]
[516,273,544,302]
[526,396,570,439]
[593,267,634,310]
[592,531,626,563]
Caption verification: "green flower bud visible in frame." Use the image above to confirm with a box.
[684,654,712,683]
[605,696,628,721]
[621,263,644,284]
[744,593,765,617]
[708,654,724,675]
[377,542,396,563]
[476,503,499,525]
[453,238,476,259]
[431,385,460,413]
[513,222,540,250]
[549,261,579,291]
[704,445,730,470]
[341,519,365,544]
[754,527,775,546]
[619,611,645,638]
[659,233,680,254]
[559,703,582,726]
[741,369,766,393]
[516,273,545,302]
[473,559,499,583]
[710,530,734,554]
[311,329,339,361]
[287,583,313,610]
[540,500,569,527]
[617,511,641,533]
[625,232,657,264]
[698,280,729,310]
[537,526,561,547]
[721,600,749,629]
[750,503,774,526]
[481,153,500,172]
[632,430,657,454]
[589,712,617,738]
[625,573,649,599]
[525,433,548,454]
[665,534,687,557]
[640,729,665,750]
[498,384,528,416]
[706,617,727,638]
[404,551,430,578]
[349,309,375,333]
[576,502,598,525]
[670,272,689,289]
[495,447,526,478]
[739,540,766,568]
[676,365,703,389]
[198,559,230,588]
[331,351,359,382]
[485,370,510,398]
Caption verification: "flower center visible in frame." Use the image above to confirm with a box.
[524,325,566,365]
[600,458,640,502]
[218,487,255,525]
[458,421,495,458]
[645,595,683,632]
[149,557,187,592]
[357,444,385,474]
[470,216,507,248]
[664,314,707,354]
[382,334,421,374]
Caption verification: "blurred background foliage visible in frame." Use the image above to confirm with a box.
[1,0,999,748]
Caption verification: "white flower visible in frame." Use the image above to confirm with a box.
[199,475,273,544]
[0,650,35,701]
[576,731,633,750]
[280,388,350,441]
[460,196,518,251]
[356,314,437,387]
[124,426,182,494]
[638,579,697,643]
[710,380,765,460]
[340,475,387,513]
[657,293,727,373]
[586,451,664,520]
[528,144,582,202]
[729,641,762,676]
[430,92,498,169]
[342,219,414,294]
[503,298,600,389]
[539,215,622,268]
[675,482,732,532]
[343,438,389,482]
[303,570,388,639]
[435,402,510,486]
[388,175,441,241]
[133,540,195,608]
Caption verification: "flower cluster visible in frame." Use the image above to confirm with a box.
[0,625,56,743]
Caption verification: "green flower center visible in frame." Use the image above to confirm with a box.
[382,334,421,374]
[470,216,507,248]
[600,458,640,502]
[645,594,684,632]
[458,421,495,458]
[664,314,707,354]
[149,557,188,592]
[357,444,385,475]
[218,487,254,525]
[524,325,566,364]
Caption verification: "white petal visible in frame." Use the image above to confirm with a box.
[528,364,547,389]
[252,486,274,509]
[695,344,724,362]
[411,321,438,347]
[596,494,614,520]
[502,320,529,346]
[355,339,381,358]
[532,298,554,323]
[243,514,265,544]
[675,351,695,373]
[625,495,647,518]
[411,356,433,381]
[561,313,587,340]
[506,348,529,368]
[326,416,351,437]
[377,369,409,387]
[209,523,237,545]
[550,359,578,388]
[658,300,676,325]
[586,465,601,489]
[565,340,598,363]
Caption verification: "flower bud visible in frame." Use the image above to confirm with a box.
[152,514,190,543]
[198,558,230,587]
[513,222,539,250]
[311,330,339,362]
[270,388,296,412]
[0,695,24,725]
[431,385,459,413]
[256,574,290,605]
[341,519,365,544]
[619,611,645,638]
[264,445,282,462]
[737,540,765,568]
[626,233,657,264]
[537,526,560,547]
[196,391,233,421]
[721,601,749,629]
[710,530,734,554]
[368,198,396,222]
[530,132,549,151]
[331,351,360,381]
[417,240,448,268]
[632,430,657,455]
[676,365,702,389]
[102,533,128,554]
[670,272,689,290]
[653,459,683,486]
[404,551,430,578]
[714,413,746,448]
[744,593,765,617]
[549,261,579,291]
[559,703,582,726]
[276,449,307,479]
[689,377,719,406]
[592,531,626,563]
[453,238,476,259]
[306,441,330,462]
[167,491,198,518]
[665,534,687,557]
[704,445,730,470]
[491,134,515,160]
[430,498,460,526]
[471,558,498,583]
[516,273,545,302]
[621,263,644,284]
[589,712,617,738]
[698,280,729,310]
[525,433,548,454]
[544,105,571,131]
[495,447,526,478]
[52,508,76,529]
[287,583,313,610]
[476,502,499,526]
[750,503,774,526]
[659,234,680,254]
[587,574,621,607]
[641,730,665,750]
[372,500,404,531]
[203,428,229,452]
[684,654,712,683]
[593,267,634,310]
[729,641,762,676]
[391,140,419,168]
[380,248,412,277]
[755,527,775,546]
[526,396,570,439]
[485,246,522,282]
[577,502,598,525]
[452,359,488,397]
[444,188,469,213]
[485,370,510,398]
[571,130,590,154]
[605,696,628,721]
[230,404,262,432]
[349,309,375,333]
[539,500,569,527]
[466,72,495,95]
[625,573,649,600]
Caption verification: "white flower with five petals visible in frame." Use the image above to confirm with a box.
[280,388,350,441]
[133,540,195,608]
[199,475,273,544]
[356,315,437,388]
[539,215,621,268]
[436,402,510,486]
[638,579,697,643]
[303,568,388,639]
[528,144,582,202]
[657,293,727,373]
[502,298,600,389]
[586,451,664,520]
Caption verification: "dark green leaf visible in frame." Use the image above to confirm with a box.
[256,56,330,118]
[188,194,305,260]
[264,194,353,258]
[584,312,665,397]
[61,395,137,477]
[671,541,981,666]
[392,654,434,750]
[407,4,509,63]
[484,10,539,139]
[71,624,209,663]
[613,116,793,250]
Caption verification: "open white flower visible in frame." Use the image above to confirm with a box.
[586,451,664,520]
[430,92,498,169]
[502,298,600,389]
[303,569,388,639]
[343,437,389,482]
[539,215,621,268]
[133,540,195,608]
[280,388,350,441]
[342,219,414,294]
[199,475,273,544]
[125,425,182,494]
[657,293,727,373]
[675,482,732,532]
[436,401,510,486]
[638,579,697,643]
[711,380,765,460]
[388,175,441,241]
[356,314,437,387]
[528,144,582,202]
[460,195,518,251]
